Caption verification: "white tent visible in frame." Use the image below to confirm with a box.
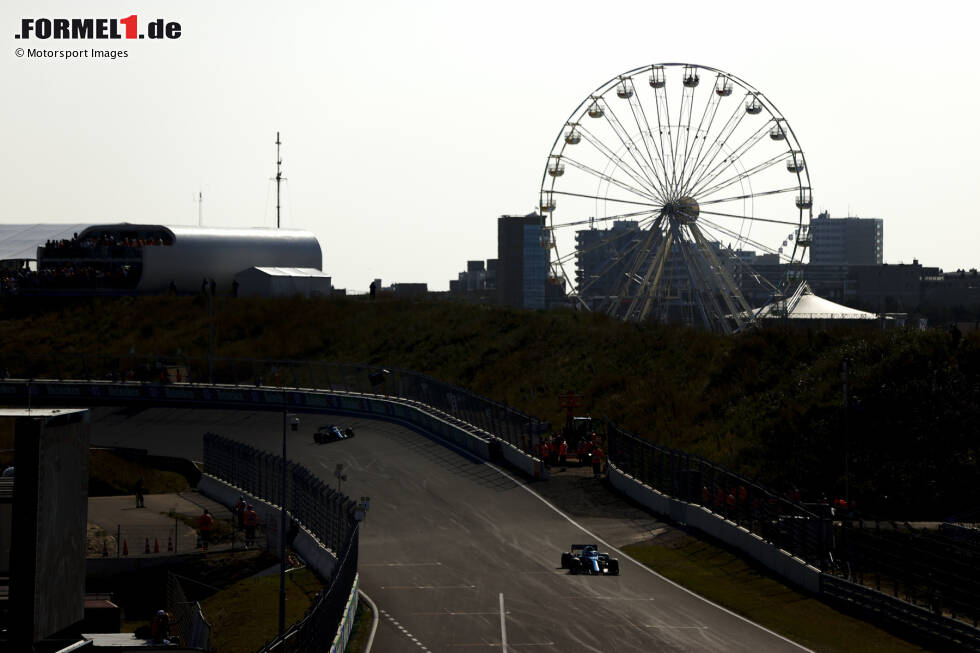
[754,282,877,321]
[234,267,332,298]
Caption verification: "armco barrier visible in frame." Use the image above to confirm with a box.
[0,379,542,478]
[608,463,821,594]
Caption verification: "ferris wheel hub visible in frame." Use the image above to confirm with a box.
[663,196,700,224]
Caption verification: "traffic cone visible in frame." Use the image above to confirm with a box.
[154,538,160,553]
[144,538,150,554]
[167,535,173,552]
[123,539,129,556]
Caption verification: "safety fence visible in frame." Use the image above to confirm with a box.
[166,572,212,650]
[202,433,360,653]
[607,422,830,567]
[607,421,980,649]
[87,523,267,558]
[0,353,550,452]
[835,520,980,628]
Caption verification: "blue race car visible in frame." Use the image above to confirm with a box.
[560,543,620,575]
[314,424,354,444]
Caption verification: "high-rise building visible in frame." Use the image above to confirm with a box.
[497,213,548,309]
[809,211,883,265]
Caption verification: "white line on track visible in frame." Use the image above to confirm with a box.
[381,584,477,590]
[379,608,431,652]
[499,592,508,653]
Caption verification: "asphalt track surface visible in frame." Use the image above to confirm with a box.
[91,406,812,653]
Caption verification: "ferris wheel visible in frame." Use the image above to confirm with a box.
[539,63,812,332]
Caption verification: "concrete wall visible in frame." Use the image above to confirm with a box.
[609,463,820,594]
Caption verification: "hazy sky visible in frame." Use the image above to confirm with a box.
[3,1,979,290]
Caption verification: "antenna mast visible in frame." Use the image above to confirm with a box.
[275,132,283,229]
[198,191,203,226]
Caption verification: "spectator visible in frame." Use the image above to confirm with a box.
[135,477,144,508]
[243,504,258,548]
[198,509,214,552]
[150,609,171,643]
[234,496,247,530]
[591,446,604,479]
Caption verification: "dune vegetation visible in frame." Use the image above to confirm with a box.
[1,293,977,519]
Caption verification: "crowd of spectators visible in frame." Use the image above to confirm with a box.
[41,231,173,260]
[1,262,140,294]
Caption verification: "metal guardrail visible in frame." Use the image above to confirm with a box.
[0,354,550,452]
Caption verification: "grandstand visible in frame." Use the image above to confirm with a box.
[0,223,322,295]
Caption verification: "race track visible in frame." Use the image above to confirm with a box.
[91,406,811,652]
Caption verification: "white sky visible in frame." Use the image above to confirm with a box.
[2,0,979,291]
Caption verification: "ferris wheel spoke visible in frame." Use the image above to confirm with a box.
[695,153,787,199]
[676,86,699,189]
[549,214,658,268]
[698,217,788,260]
[697,208,800,227]
[680,99,746,196]
[671,233,729,332]
[625,90,672,197]
[594,98,665,196]
[609,220,665,318]
[550,189,661,209]
[694,221,786,294]
[550,208,659,232]
[684,76,729,184]
[698,186,800,207]
[689,223,753,317]
[633,226,675,321]
[687,122,773,198]
[651,84,680,192]
[561,156,662,203]
[576,227,658,297]
[679,90,721,192]
[577,125,665,200]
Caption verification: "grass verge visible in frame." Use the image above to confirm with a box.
[202,566,324,653]
[89,449,191,496]
[345,598,374,653]
[622,535,929,653]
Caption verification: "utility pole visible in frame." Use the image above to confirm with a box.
[275,132,284,229]
[842,360,849,504]
[279,390,287,635]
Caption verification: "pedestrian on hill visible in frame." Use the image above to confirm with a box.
[234,495,247,530]
[591,446,604,479]
[198,508,214,552]
[243,504,258,548]
[135,477,144,508]
[150,609,171,643]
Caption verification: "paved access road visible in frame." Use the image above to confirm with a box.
[91,406,811,652]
